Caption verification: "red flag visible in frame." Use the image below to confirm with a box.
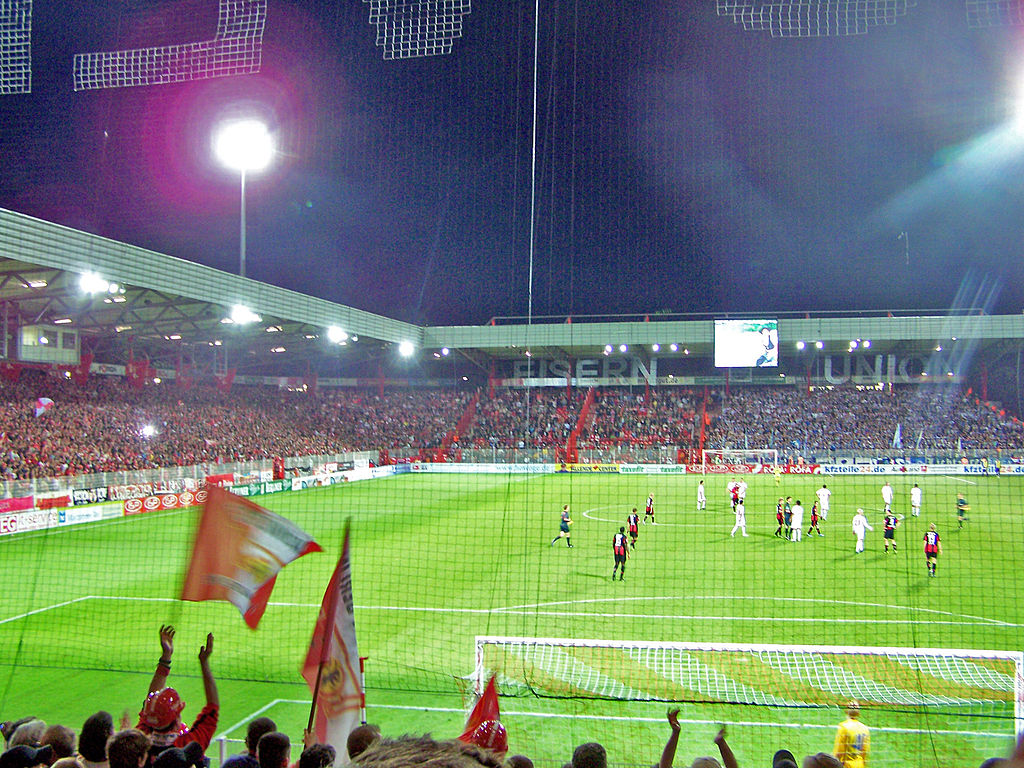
[302,524,363,762]
[458,676,506,754]
[181,484,321,628]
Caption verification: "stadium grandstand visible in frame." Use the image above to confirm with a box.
[2,209,1024,768]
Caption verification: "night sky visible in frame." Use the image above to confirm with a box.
[3,1,1024,326]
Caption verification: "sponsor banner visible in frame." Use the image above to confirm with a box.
[0,496,34,514]
[780,464,820,475]
[410,462,551,474]
[0,509,60,536]
[292,476,314,491]
[108,479,199,501]
[72,486,109,505]
[263,480,286,494]
[206,473,234,487]
[58,504,123,526]
[229,483,263,498]
[236,472,262,485]
[123,489,207,516]
[559,463,621,473]
[36,494,71,509]
[817,464,957,475]
[687,463,758,474]
[619,464,688,474]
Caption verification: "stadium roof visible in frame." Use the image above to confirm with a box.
[3,207,1023,379]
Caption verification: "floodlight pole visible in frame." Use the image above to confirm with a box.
[239,168,247,279]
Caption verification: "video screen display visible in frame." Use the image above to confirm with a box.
[714,319,779,368]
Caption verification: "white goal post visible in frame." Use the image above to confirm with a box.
[474,636,1024,737]
[701,448,779,473]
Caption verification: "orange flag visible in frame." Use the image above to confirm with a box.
[181,484,321,628]
[458,676,506,755]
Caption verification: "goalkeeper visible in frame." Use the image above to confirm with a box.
[833,701,869,768]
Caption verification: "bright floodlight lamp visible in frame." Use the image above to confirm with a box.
[327,326,348,343]
[796,341,806,350]
[398,341,415,358]
[214,119,275,279]
[652,343,660,352]
[79,272,108,294]
[230,304,261,324]
[815,341,824,349]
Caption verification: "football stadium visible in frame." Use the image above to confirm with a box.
[2,4,1024,768]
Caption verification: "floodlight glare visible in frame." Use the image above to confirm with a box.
[815,341,824,349]
[669,343,678,352]
[796,341,806,350]
[863,340,871,348]
[441,347,450,356]
[651,343,660,352]
[398,341,414,357]
[214,119,274,173]
[230,305,261,324]
[79,272,108,294]
[141,425,156,438]
[327,326,348,343]
[619,344,627,353]
[604,344,612,353]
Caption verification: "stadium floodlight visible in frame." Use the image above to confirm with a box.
[619,344,628,353]
[73,0,266,90]
[863,339,871,348]
[716,1,917,38]
[78,272,112,294]
[398,341,415,358]
[796,341,806,350]
[441,347,450,356]
[815,341,824,349]
[967,0,1024,28]
[651,343,660,352]
[230,304,261,324]
[327,326,348,343]
[936,344,943,351]
[363,0,471,60]
[0,0,31,94]
[669,343,678,352]
[214,118,274,279]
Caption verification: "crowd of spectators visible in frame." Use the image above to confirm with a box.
[464,390,583,449]
[704,386,1024,454]
[1,372,1022,482]
[577,388,697,448]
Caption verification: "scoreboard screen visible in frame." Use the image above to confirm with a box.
[714,319,779,368]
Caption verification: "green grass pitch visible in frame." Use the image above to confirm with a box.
[1,470,1021,768]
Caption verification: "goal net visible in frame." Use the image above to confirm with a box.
[475,636,1023,751]
[701,447,778,473]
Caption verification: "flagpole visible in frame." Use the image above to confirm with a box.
[307,662,325,733]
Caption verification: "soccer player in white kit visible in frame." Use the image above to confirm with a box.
[730,501,748,537]
[881,482,894,513]
[910,483,922,517]
[696,480,706,511]
[815,483,831,520]
[852,508,873,553]
[790,499,804,541]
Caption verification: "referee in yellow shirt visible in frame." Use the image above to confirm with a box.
[834,700,870,768]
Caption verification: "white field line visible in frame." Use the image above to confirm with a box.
[2,594,1018,629]
[231,699,1008,739]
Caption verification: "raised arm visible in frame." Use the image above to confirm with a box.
[147,624,175,694]
[713,727,738,768]
[198,633,219,709]
[657,709,681,768]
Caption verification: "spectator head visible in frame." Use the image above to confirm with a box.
[845,701,860,719]
[78,713,113,764]
[3,721,38,749]
[978,759,1008,768]
[256,733,290,768]
[346,724,380,760]
[297,745,335,768]
[151,743,204,768]
[244,719,277,756]
[771,750,798,768]
[42,727,75,760]
[801,755,841,768]
[571,743,606,768]
[352,735,502,768]
[10,723,46,749]
[105,732,149,768]
[0,746,53,768]
[689,759,721,768]
[52,759,84,768]
[140,690,184,733]
[506,756,533,768]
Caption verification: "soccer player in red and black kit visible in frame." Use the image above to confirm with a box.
[775,498,785,538]
[924,523,942,577]
[883,512,900,554]
[612,527,629,581]
[643,494,655,525]
[627,508,639,548]
[808,501,823,537]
